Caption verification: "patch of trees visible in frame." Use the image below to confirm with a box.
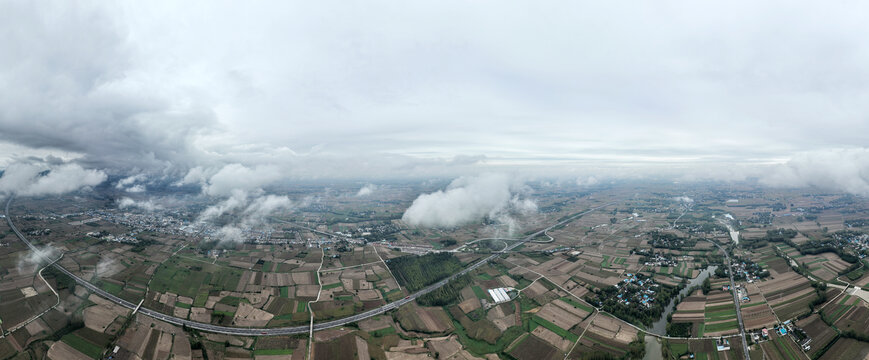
[387,253,463,292]
[845,219,869,228]
[586,282,683,327]
[416,273,471,306]
[130,238,158,253]
[666,322,692,337]
[627,333,646,359]
[335,240,351,252]
[439,239,457,247]
[800,239,859,264]
[649,232,697,249]
[43,266,76,291]
[765,228,798,242]
[701,277,711,295]
[807,282,828,313]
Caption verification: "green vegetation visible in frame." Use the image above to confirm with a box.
[61,333,103,359]
[703,320,737,333]
[296,301,308,313]
[471,286,489,300]
[560,296,595,313]
[449,316,525,356]
[175,301,192,309]
[322,282,342,290]
[417,273,472,306]
[150,258,243,298]
[587,277,683,327]
[98,281,123,295]
[218,296,246,306]
[531,315,578,342]
[387,253,463,292]
[253,348,294,355]
[370,326,397,337]
[666,322,693,337]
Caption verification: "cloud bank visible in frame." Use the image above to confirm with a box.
[760,148,869,196]
[402,174,536,229]
[0,161,106,196]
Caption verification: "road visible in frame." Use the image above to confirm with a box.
[4,196,610,336]
[708,240,751,360]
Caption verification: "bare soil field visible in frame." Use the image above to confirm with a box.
[296,285,320,298]
[232,302,274,327]
[740,303,777,330]
[820,338,869,360]
[46,340,92,360]
[796,314,837,359]
[510,334,560,360]
[395,303,452,334]
[834,303,869,336]
[358,316,392,332]
[760,333,804,360]
[589,315,638,344]
[535,300,584,330]
[313,333,357,360]
[532,326,573,351]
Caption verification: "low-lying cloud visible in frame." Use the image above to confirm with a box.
[355,184,377,197]
[760,148,869,196]
[17,244,61,273]
[673,196,694,203]
[117,197,162,211]
[0,161,106,196]
[402,173,536,230]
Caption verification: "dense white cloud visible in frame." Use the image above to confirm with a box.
[182,164,283,197]
[355,184,377,197]
[760,148,869,196]
[117,197,161,211]
[402,174,536,229]
[0,161,106,196]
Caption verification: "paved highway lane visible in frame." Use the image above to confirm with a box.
[4,196,610,336]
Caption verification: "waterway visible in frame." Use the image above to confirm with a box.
[726,225,740,245]
[643,265,718,359]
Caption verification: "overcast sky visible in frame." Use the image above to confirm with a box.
[1,1,868,192]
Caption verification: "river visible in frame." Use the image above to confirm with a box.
[643,265,718,359]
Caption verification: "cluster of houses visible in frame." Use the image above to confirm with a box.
[731,258,768,282]
[643,253,677,267]
[615,273,658,308]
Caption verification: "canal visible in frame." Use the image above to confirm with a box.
[643,265,718,359]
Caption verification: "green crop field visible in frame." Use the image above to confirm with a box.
[471,286,488,300]
[322,282,342,290]
[254,348,294,355]
[61,333,103,359]
[531,315,579,342]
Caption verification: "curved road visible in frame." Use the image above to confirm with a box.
[4,196,610,336]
